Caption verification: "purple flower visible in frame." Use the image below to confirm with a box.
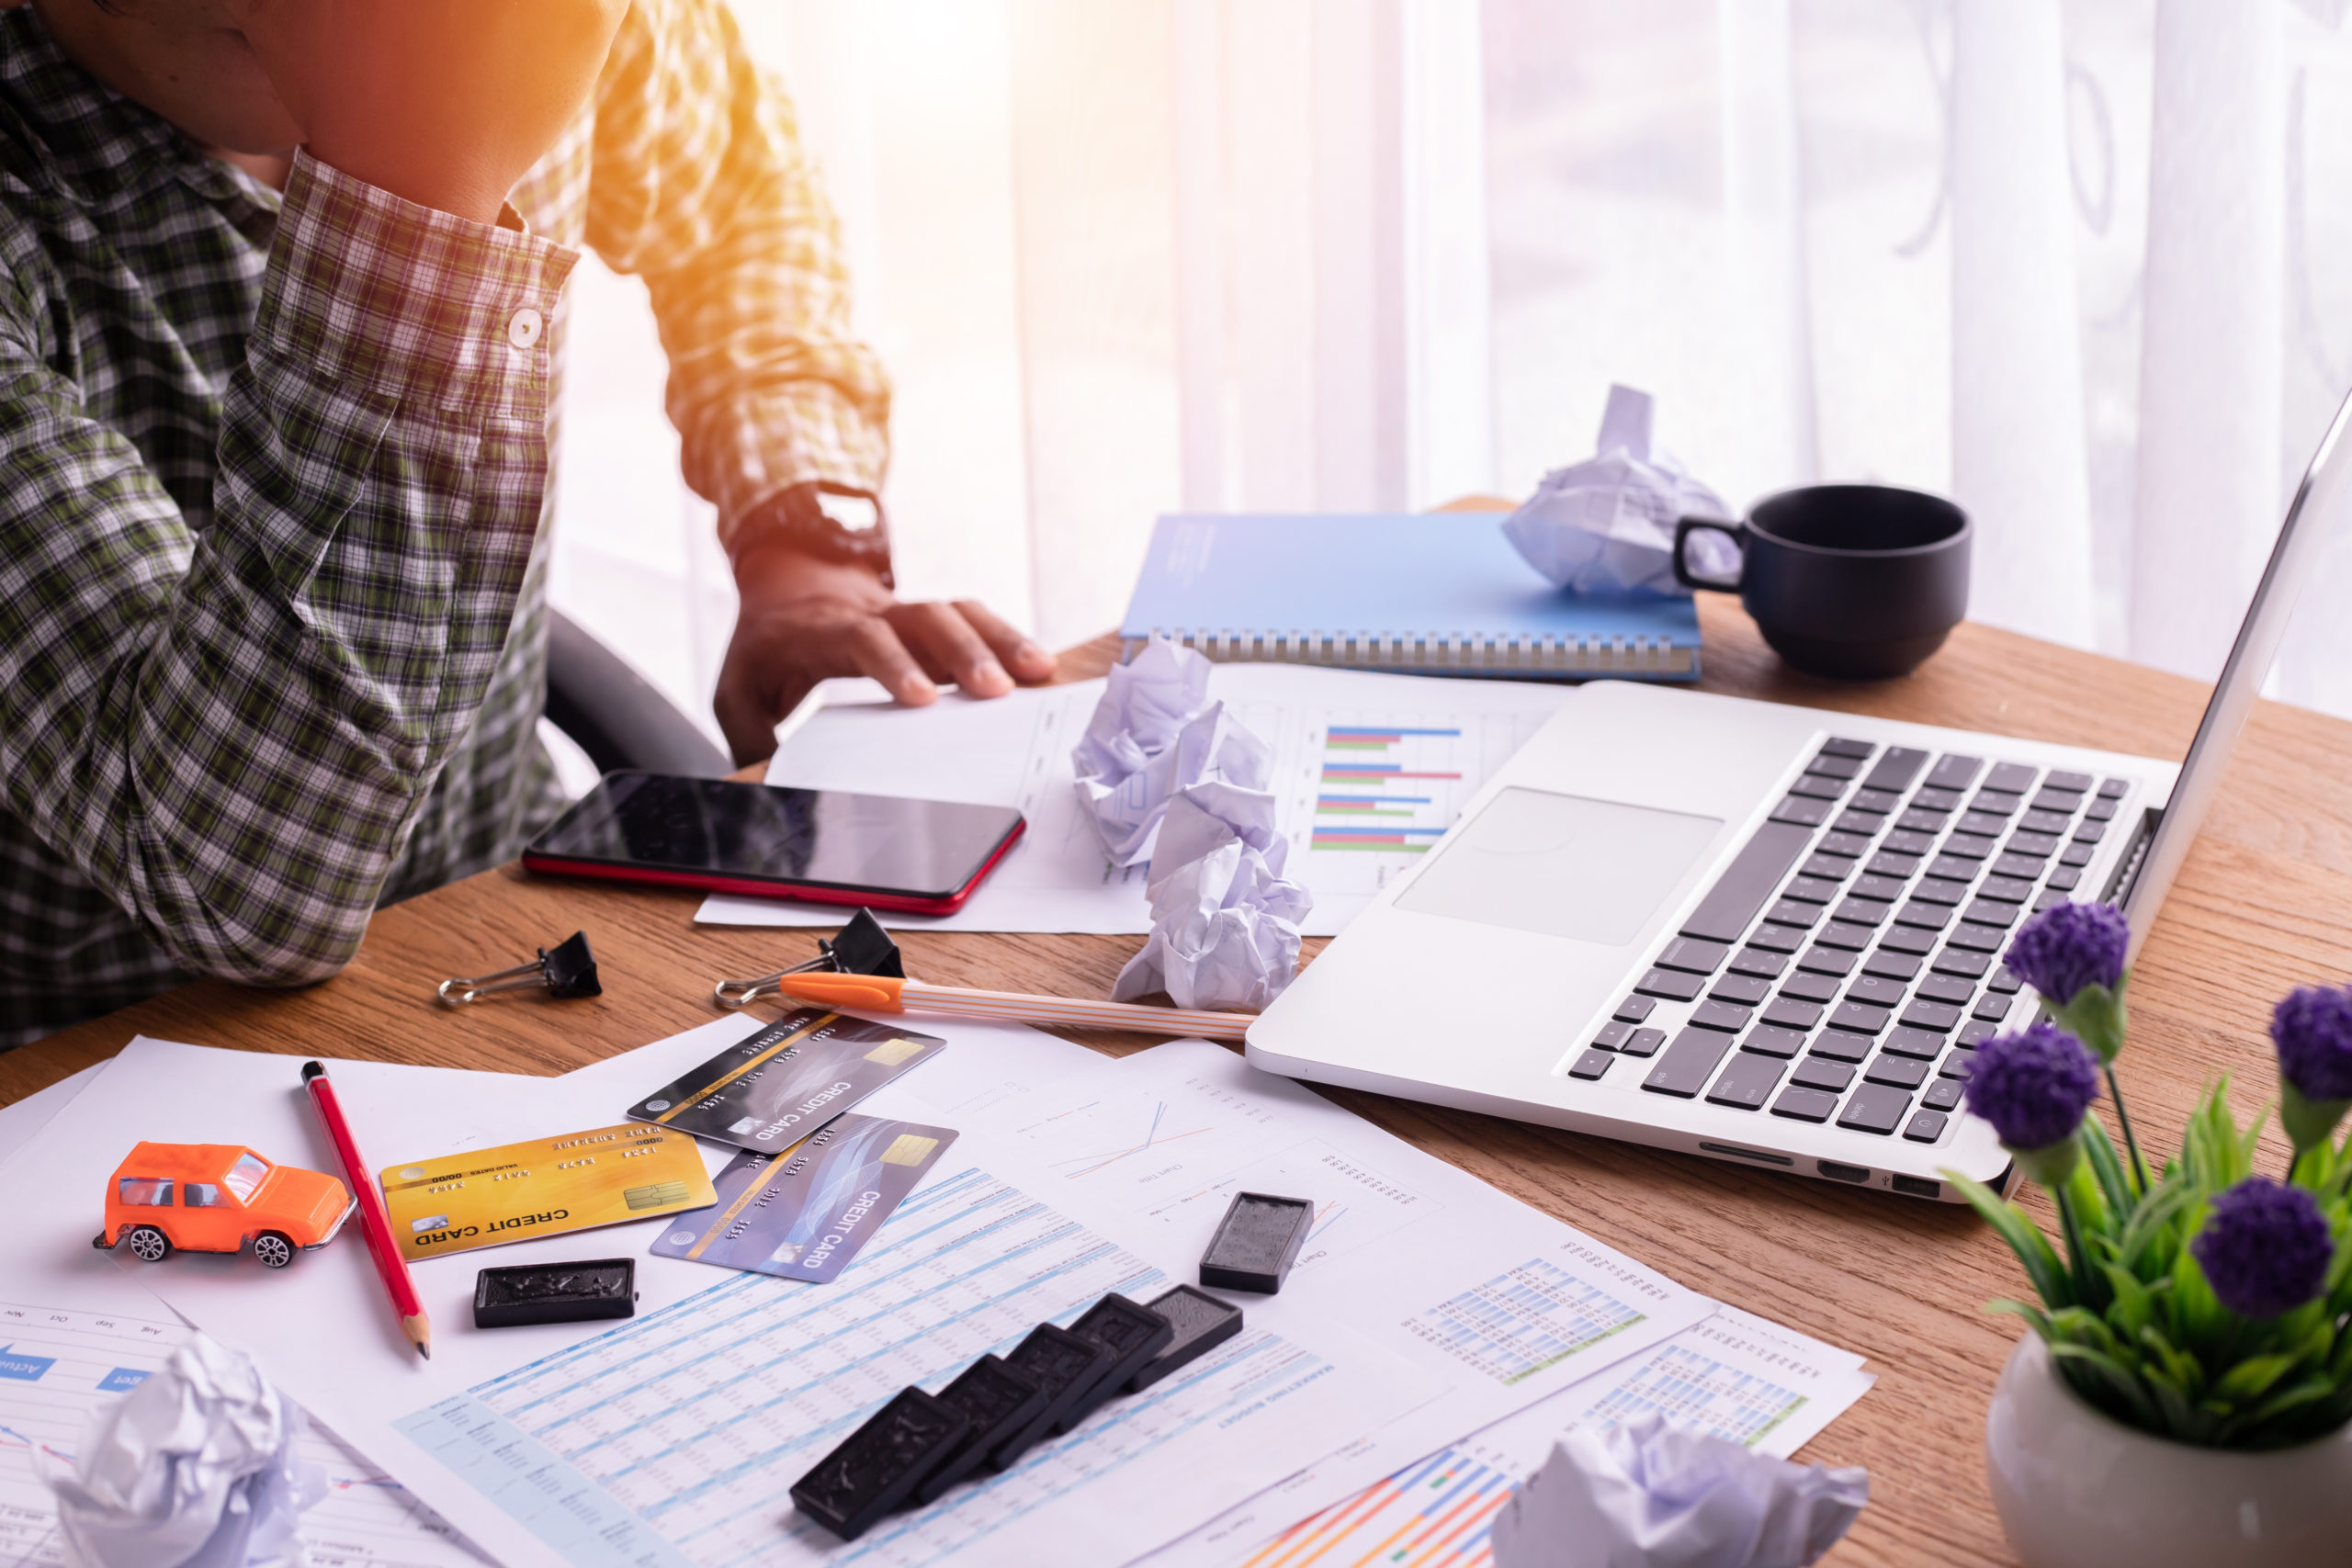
[2272,986,2352,1103]
[2190,1178,2336,1320]
[2004,902,2130,1005]
[1962,1021,2101,1150]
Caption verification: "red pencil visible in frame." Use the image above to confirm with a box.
[301,1060,432,1359]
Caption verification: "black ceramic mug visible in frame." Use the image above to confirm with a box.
[1672,484,1971,680]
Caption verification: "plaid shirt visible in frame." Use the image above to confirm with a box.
[0,0,889,1044]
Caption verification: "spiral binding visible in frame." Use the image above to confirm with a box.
[1118,629,1694,677]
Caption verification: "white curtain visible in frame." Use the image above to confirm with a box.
[545,0,2352,774]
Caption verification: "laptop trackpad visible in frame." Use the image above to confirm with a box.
[1395,786,1723,946]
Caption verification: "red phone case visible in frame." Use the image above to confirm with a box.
[520,816,1024,917]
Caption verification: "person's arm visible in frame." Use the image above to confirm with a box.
[582,0,1054,765]
[0,158,577,985]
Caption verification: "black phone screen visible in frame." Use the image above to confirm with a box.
[528,773,1024,897]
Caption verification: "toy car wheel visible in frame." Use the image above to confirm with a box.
[252,1232,296,1269]
[125,1225,170,1263]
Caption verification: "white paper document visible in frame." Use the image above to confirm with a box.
[961,1042,1724,1554]
[0,1062,102,1162]
[0,1292,487,1568]
[0,1023,1866,1568]
[0,1030,1428,1568]
[695,666,1577,935]
[1148,1306,1872,1568]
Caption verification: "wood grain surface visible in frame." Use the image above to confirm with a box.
[8,558,2350,1567]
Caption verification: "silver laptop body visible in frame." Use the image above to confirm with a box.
[1244,388,2352,1202]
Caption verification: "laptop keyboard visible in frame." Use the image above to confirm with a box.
[1567,740,2131,1147]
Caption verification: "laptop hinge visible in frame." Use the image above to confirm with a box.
[2099,807,2161,907]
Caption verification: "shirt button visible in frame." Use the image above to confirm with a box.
[506,307,544,349]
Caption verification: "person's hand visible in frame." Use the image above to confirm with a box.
[715,544,1058,767]
[221,0,628,224]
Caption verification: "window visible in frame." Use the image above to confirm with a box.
[222,1153,269,1202]
[184,1183,229,1207]
[118,1178,172,1207]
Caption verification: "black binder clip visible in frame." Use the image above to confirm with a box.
[438,931,602,1007]
[713,908,903,1009]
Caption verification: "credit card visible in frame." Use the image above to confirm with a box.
[379,1123,718,1262]
[625,1009,946,1156]
[650,1113,957,1283]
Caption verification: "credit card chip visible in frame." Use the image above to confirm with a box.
[624,1181,694,1211]
[879,1134,938,1166]
[865,1038,924,1066]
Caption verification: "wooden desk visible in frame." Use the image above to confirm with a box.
[9,594,2352,1568]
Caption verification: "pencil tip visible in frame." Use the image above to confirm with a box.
[418,1344,431,1360]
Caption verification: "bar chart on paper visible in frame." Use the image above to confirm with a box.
[1243,705,1562,904]
[0,1297,483,1568]
[1310,726,1464,855]
[1205,1312,1873,1568]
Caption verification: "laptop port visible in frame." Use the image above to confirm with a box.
[1891,1174,1941,1200]
[1700,1142,1792,1167]
[1816,1160,1871,1184]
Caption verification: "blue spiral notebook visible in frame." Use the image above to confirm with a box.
[1116,513,1702,682]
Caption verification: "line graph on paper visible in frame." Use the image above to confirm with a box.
[1046,1100,1216,1180]
[0,1299,482,1568]
[1008,1076,1438,1274]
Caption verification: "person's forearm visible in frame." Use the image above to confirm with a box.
[0,155,575,985]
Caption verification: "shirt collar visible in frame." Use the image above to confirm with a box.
[0,5,255,209]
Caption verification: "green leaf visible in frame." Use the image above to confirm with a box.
[2117,1179,2195,1277]
[2099,1263,2156,1344]
[2083,1116,2135,1218]
[2169,1216,2229,1355]
[2137,1359,2202,1438]
[1991,1298,2057,1341]
[2139,1322,2208,1402]
[2064,1160,2115,1249]
[1945,1168,2073,1308]
[2047,1342,2164,1430]
[2219,1377,2341,1447]
[2049,1305,2124,1360]
[2326,1324,2352,1385]
[2210,1354,2300,1405]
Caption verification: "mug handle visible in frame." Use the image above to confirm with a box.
[1673,517,1745,592]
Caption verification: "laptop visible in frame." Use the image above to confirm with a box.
[1245,390,2352,1202]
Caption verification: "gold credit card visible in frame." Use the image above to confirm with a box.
[379,1123,717,1262]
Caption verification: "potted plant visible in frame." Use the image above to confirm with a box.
[1947,902,2352,1567]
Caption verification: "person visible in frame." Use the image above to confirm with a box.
[0,0,1056,1046]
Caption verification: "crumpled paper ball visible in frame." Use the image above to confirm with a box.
[1072,637,1232,865]
[1078,637,1312,1009]
[43,1333,326,1568]
[1488,1414,1867,1568]
[1502,383,1736,595]
[1113,783,1312,1011]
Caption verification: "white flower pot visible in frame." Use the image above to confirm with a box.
[1984,1334,2352,1567]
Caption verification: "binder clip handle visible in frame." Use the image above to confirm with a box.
[713,908,904,1009]
[439,931,602,1007]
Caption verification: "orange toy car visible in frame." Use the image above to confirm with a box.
[94,1143,355,1269]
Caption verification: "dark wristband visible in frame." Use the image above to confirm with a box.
[730,481,893,586]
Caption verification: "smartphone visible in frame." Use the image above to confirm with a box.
[522,772,1025,915]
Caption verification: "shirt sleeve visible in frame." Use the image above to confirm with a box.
[0,152,576,986]
[582,0,893,553]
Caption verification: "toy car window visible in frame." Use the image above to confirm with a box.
[223,1153,269,1202]
[119,1177,173,1207]
[185,1182,229,1207]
